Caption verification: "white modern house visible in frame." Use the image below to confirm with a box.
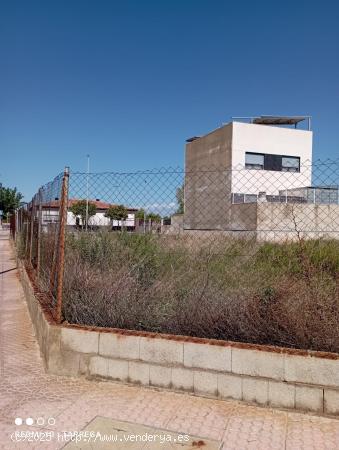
[231,119,312,198]
[184,116,339,239]
[185,116,313,230]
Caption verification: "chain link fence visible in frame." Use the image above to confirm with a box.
[15,160,339,352]
[15,170,67,321]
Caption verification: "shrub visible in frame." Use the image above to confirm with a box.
[60,232,339,353]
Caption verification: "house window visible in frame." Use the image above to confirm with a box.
[244,194,258,203]
[282,156,300,172]
[232,193,258,204]
[245,152,300,173]
[264,154,282,171]
[245,153,264,170]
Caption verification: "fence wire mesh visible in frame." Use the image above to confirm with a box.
[16,160,339,352]
[16,172,64,316]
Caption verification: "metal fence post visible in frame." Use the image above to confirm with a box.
[55,167,69,323]
[19,209,24,246]
[17,209,21,242]
[29,198,35,265]
[25,209,29,256]
[50,218,60,294]
[50,181,65,294]
[37,188,43,281]
[13,210,17,241]
[14,211,17,241]
[18,209,21,234]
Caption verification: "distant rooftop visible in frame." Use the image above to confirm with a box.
[39,199,138,211]
[232,115,311,130]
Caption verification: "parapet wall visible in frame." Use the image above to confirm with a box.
[19,262,339,416]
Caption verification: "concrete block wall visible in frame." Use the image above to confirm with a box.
[256,203,339,241]
[19,263,339,417]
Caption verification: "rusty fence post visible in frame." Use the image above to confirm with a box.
[17,209,20,235]
[36,188,43,282]
[55,167,69,323]
[12,210,17,241]
[17,209,21,244]
[29,197,35,265]
[19,209,24,245]
[50,182,65,294]
[25,209,29,257]
[14,210,18,242]
[16,209,19,240]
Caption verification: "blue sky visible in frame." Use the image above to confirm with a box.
[1,0,338,200]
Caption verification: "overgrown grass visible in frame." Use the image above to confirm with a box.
[57,231,339,353]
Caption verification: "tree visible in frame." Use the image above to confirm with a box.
[146,212,161,222]
[135,208,146,220]
[0,186,23,217]
[176,185,184,214]
[136,209,161,222]
[105,204,128,229]
[69,200,96,229]
[135,209,161,232]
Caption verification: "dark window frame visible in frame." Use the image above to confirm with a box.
[245,152,300,173]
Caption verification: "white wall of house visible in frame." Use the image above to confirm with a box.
[42,210,135,227]
[231,122,313,195]
[68,211,110,226]
[112,213,135,227]
[71,212,136,227]
[42,210,58,224]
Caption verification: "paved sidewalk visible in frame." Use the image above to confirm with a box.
[0,230,338,449]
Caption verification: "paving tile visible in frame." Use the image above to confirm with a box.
[63,417,222,450]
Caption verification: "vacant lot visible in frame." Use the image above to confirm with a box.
[21,228,337,354]
[36,231,337,354]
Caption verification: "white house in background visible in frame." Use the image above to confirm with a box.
[41,199,138,230]
[231,119,312,197]
[184,116,313,230]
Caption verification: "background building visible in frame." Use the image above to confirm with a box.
[41,199,137,230]
[184,116,339,240]
[184,116,313,231]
